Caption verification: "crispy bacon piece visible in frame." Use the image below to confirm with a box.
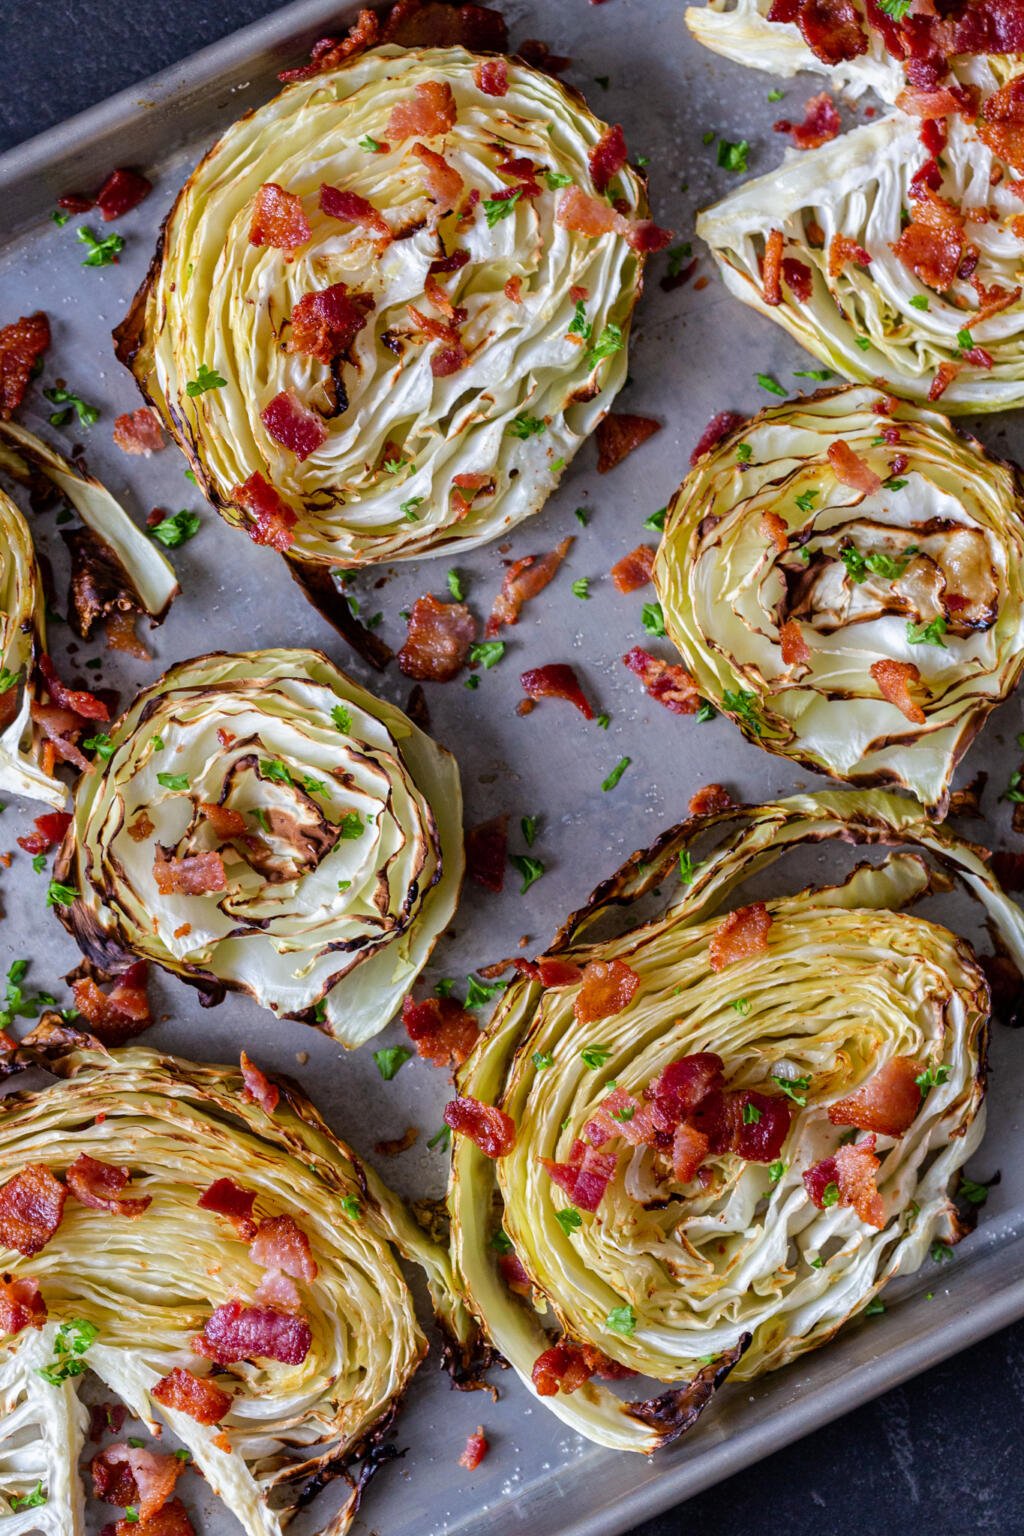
[89,1402,128,1440]
[870,658,927,724]
[192,1300,312,1365]
[623,647,700,715]
[0,1275,46,1336]
[775,91,841,149]
[518,38,572,74]
[0,312,49,419]
[111,1499,195,1536]
[197,1178,257,1238]
[38,653,109,721]
[762,227,784,305]
[760,510,789,554]
[693,1088,792,1162]
[248,183,312,250]
[94,168,151,221]
[113,407,164,456]
[779,618,811,666]
[531,1341,635,1396]
[92,1446,142,1510]
[971,275,1022,323]
[289,283,374,364]
[891,191,964,291]
[403,994,480,1069]
[475,58,508,95]
[498,1250,532,1295]
[573,958,640,1025]
[152,1366,232,1425]
[589,123,628,194]
[411,143,464,206]
[828,233,872,278]
[375,1126,419,1157]
[200,802,247,840]
[975,76,1024,170]
[555,186,672,253]
[66,1153,151,1218]
[796,0,867,64]
[94,1445,183,1522]
[928,360,961,401]
[596,414,661,474]
[240,1052,280,1115]
[511,956,585,987]
[708,902,772,972]
[0,1165,67,1256]
[31,701,89,772]
[443,1095,516,1157]
[319,184,392,244]
[540,1140,617,1212]
[260,391,327,462]
[828,440,882,494]
[459,1427,489,1470]
[782,257,813,301]
[71,960,151,1045]
[896,85,964,119]
[232,473,298,552]
[17,811,72,854]
[520,664,595,719]
[153,848,227,896]
[387,80,457,140]
[250,1215,318,1281]
[803,1135,885,1227]
[278,9,381,78]
[828,1057,922,1136]
[398,594,476,681]
[466,814,507,893]
[611,544,656,593]
[691,410,744,466]
[504,276,522,303]
[688,783,733,816]
[485,537,573,636]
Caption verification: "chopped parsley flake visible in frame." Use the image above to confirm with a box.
[678,850,697,884]
[83,733,115,761]
[795,489,818,514]
[484,189,522,226]
[148,510,201,548]
[717,139,749,173]
[447,568,464,601]
[373,1046,412,1080]
[38,1319,98,1385]
[509,413,546,439]
[340,1195,361,1219]
[490,1229,514,1254]
[331,704,352,733]
[958,1176,989,1206]
[521,814,539,846]
[157,772,190,791]
[555,1207,582,1235]
[466,975,504,1008]
[428,1125,452,1151]
[185,362,227,397]
[469,641,505,669]
[581,1045,611,1069]
[641,601,666,637]
[532,1051,554,1070]
[644,506,667,532]
[43,385,99,428]
[768,1159,786,1186]
[772,1072,811,1106]
[910,294,930,311]
[400,496,424,522]
[545,170,574,191]
[571,577,590,599]
[77,226,124,267]
[601,756,631,792]
[722,688,763,736]
[338,811,364,840]
[511,854,544,893]
[568,300,592,341]
[585,323,624,369]
[756,372,787,397]
[574,506,589,526]
[742,1100,761,1123]
[821,1181,840,1207]
[793,368,833,380]
[906,616,947,648]
[916,1063,951,1095]
[358,134,383,152]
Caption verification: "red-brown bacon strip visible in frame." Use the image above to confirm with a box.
[398,594,476,681]
[192,1300,312,1365]
[151,1366,233,1425]
[153,848,227,896]
[708,903,772,972]
[475,58,508,95]
[762,227,785,306]
[250,1215,318,1282]
[870,658,927,723]
[459,1427,489,1469]
[260,392,327,462]
[689,783,734,816]
[531,1341,636,1397]
[555,186,672,254]
[232,474,298,552]
[520,664,595,719]
[113,408,165,456]
[774,91,841,148]
[66,1153,151,1218]
[96,168,152,221]
[0,311,50,419]
[288,283,374,364]
[573,958,640,1025]
[804,1135,885,1227]
[71,960,151,1045]
[611,544,656,593]
[828,1057,922,1136]
[466,814,508,892]
[891,190,965,292]
[589,123,628,195]
[319,184,392,245]
[109,1499,195,1536]
[248,183,312,250]
[828,440,882,494]
[539,1140,617,1212]
[0,1275,46,1337]
[93,1445,183,1523]
[197,1177,257,1238]
[387,80,457,140]
[412,143,465,206]
[240,1052,280,1115]
[623,647,701,714]
[17,811,72,855]
[596,414,661,474]
[0,1164,67,1255]
[402,994,480,1068]
[485,537,573,636]
[443,1095,516,1157]
[38,654,109,721]
[690,410,745,466]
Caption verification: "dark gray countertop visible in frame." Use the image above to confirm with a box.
[1,4,1022,1535]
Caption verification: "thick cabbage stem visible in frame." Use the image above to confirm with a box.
[56,649,463,1045]
[0,488,65,810]
[654,386,1024,810]
[118,44,647,566]
[449,791,1009,1452]
[0,1043,468,1536]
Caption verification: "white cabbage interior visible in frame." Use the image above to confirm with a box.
[0,488,66,810]
[64,650,463,1045]
[654,386,1024,807]
[137,45,645,564]
[697,100,1024,411]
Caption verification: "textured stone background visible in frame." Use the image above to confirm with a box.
[2,3,1023,1533]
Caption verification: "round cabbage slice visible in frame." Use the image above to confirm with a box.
[0,487,66,809]
[56,649,463,1045]
[449,791,1009,1452]
[697,98,1024,412]
[117,44,650,567]
[0,1036,467,1536]
[653,386,1024,809]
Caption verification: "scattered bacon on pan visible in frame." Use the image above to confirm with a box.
[387,80,457,140]
[153,848,227,896]
[110,1499,196,1536]
[17,811,71,855]
[240,1052,280,1115]
[688,783,734,816]
[611,544,656,593]
[804,1135,885,1227]
[89,1403,128,1440]
[30,700,90,773]
[66,1153,151,1217]
[96,168,152,221]
[0,311,49,419]
[443,1095,516,1157]
[622,648,701,715]
[779,618,811,666]
[891,190,965,291]
[289,283,374,364]
[517,38,572,74]
[760,510,789,554]
[827,233,872,278]
[192,1300,312,1365]
[555,186,672,253]
[93,1445,184,1522]
[520,664,595,719]
[828,1057,922,1136]
[0,1275,46,1337]
[774,91,841,149]
[92,1447,146,1510]
[485,537,573,636]
[250,1215,318,1281]
[0,1164,67,1255]
[411,143,465,206]
[540,1140,617,1211]
[589,123,628,194]
[38,653,109,721]
[785,0,868,65]
[828,440,882,494]
[475,58,508,95]
[260,391,327,461]
[466,814,508,892]
[596,414,661,474]
[248,183,312,250]
[762,227,784,306]
[319,184,392,245]
[232,473,298,551]
[928,360,961,401]
[198,1177,257,1238]
[708,902,772,972]
[70,960,151,1045]
[573,958,640,1025]
[531,1341,636,1397]
[459,1427,490,1470]
[152,1366,233,1425]
[403,995,480,1068]
[113,407,164,456]
[278,9,381,78]
[690,410,744,466]
[398,594,476,681]
[870,658,927,723]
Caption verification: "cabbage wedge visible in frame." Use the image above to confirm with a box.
[653,386,1024,809]
[0,487,66,809]
[56,649,463,1045]
[117,45,652,567]
[0,1034,466,1536]
[448,791,1006,1452]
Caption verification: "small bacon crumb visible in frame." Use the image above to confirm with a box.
[197,1178,257,1238]
[113,408,165,456]
[0,312,50,419]
[398,594,476,682]
[759,510,789,553]
[152,1366,232,1425]
[402,994,480,1069]
[153,848,227,896]
[596,413,660,473]
[828,233,872,278]
[573,958,640,1025]
[622,648,700,714]
[870,659,927,724]
[708,902,772,971]
[232,473,298,552]
[779,618,810,666]
[0,1275,46,1337]
[240,1051,280,1115]
[66,1153,151,1217]
[249,183,312,249]
[828,440,882,494]
[475,59,508,96]
[929,360,961,401]
[96,168,152,221]
[387,80,457,140]
[520,664,595,719]
[689,783,734,816]
[775,91,841,149]
[589,123,628,195]
[0,1164,67,1255]
[762,228,784,306]
[610,544,656,593]
[443,1095,516,1157]
[485,538,573,636]
[459,1427,490,1470]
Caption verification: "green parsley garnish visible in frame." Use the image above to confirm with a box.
[339,811,364,839]
[678,850,697,884]
[722,688,763,736]
[427,1125,451,1151]
[604,1304,636,1336]
[768,88,784,102]
[400,496,424,521]
[865,1298,886,1316]
[185,362,227,397]
[77,226,124,267]
[555,1207,583,1235]
[490,1229,514,1254]
[469,641,505,669]
[795,489,818,515]
[768,1160,786,1186]
[909,295,930,311]
[32,853,46,874]
[148,510,200,548]
[916,1063,951,1095]
[340,1194,361,1219]
[736,443,752,464]
[756,372,787,397]
[793,368,833,380]
[571,577,590,599]
[373,1046,412,1080]
[9,1482,47,1512]
[38,1319,98,1385]
[484,189,522,226]
[906,616,947,648]
[821,1181,840,1207]
[958,1176,990,1206]
[83,733,115,761]
[521,814,539,846]
[331,704,352,733]
[644,506,667,532]
[772,1072,811,1106]
[732,997,751,1016]
[742,1099,761,1123]
[601,756,631,792]
[545,170,574,191]
[447,568,464,601]
[696,699,716,722]
[358,134,383,152]
[930,1240,953,1264]
[581,1045,611,1070]
[46,880,78,908]
[466,975,505,1008]
[261,759,293,786]
[585,323,624,369]
[157,771,190,791]
[568,300,592,341]
[511,854,545,893]
[532,1051,554,1071]
[43,385,99,428]
[641,601,665,637]
[509,413,546,439]
[574,506,589,526]
[595,712,610,729]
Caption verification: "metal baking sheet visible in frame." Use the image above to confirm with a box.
[2,3,1024,1534]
